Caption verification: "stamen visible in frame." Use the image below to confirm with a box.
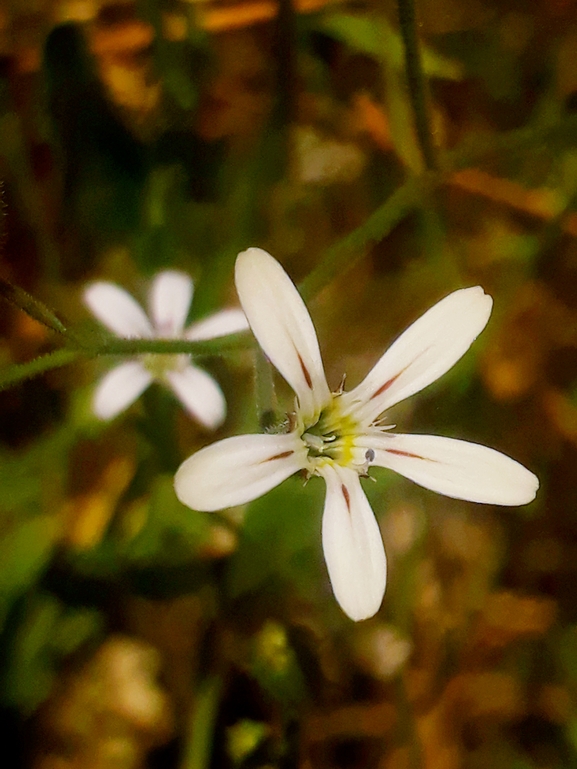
[373,417,396,429]
[303,433,325,452]
[334,373,347,395]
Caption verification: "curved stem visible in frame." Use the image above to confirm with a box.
[300,110,577,302]
[0,348,83,392]
[3,108,577,393]
[299,173,435,301]
[397,0,437,171]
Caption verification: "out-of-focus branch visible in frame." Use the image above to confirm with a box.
[300,111,577,302]
[397,0,437,171]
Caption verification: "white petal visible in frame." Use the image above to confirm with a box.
[186,308,249,341]
[174,432,307,511]
[369,433,539,506]
[149,271,193,336]
[341,287,493,423]
[83,282,153,338]
[165,364,226,430]
[92,361,152,420]
[320,464,387,621]
[235,248,330,422]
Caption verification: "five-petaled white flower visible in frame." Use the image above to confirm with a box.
[84,271,248,428]
[174,248,539,621]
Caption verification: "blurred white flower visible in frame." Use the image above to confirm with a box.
[174,249,539,621]
[84,271,248,428]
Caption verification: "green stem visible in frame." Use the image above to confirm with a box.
[3,108,577,393]
[0,334,253,392]
[0,348,82,392]
[181,673,224,769]
[299,173,435,301]
[300,110,577,302]
[397,0,437,170]
[93,333,253,358]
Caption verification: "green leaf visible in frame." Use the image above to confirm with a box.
[2,593,103,715]
[250,620,307,712]
[2,593,61,714]
[319,13,463,80]
[0,279,68,335]
[124,474,212,562]
[0,516,59,630]
[226,476,324,601]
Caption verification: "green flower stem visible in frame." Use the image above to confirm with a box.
[0,334,253,392]
[3,109,577,393]
[300,110,577,303]
[93,333,253,358]
[397,0,437,171]
[181,672,224,769]
[0,348,83,392]
[300,173,435,301]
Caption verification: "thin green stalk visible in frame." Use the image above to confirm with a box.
[299,173,436,301]
[0,334,253,392]
[0,348,82,392]
[181,673,224,769]
[94,333,253,358]
[397,0,437,171]
[300,110,577,302]
[3,108,577,394]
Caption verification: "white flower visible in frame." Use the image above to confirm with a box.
[84,271,248,428]
[174,249,539,621]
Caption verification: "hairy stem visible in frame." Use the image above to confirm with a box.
[0,349,83,392]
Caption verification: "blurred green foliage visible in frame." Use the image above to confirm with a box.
[1,0,577,768]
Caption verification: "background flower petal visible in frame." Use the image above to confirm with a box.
[186,308,249,341]
[174,433,307,512]
[92,361,152,420]
[321,464,387,621]
[235,248,330,422]
[149,271,193,337]
[165,365,226,430]
[341,287,493,423]
[84,282,153,338]
[371,433,539,505]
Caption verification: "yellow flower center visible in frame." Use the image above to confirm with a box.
[301,398,358,470]
[141,352,189,381]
